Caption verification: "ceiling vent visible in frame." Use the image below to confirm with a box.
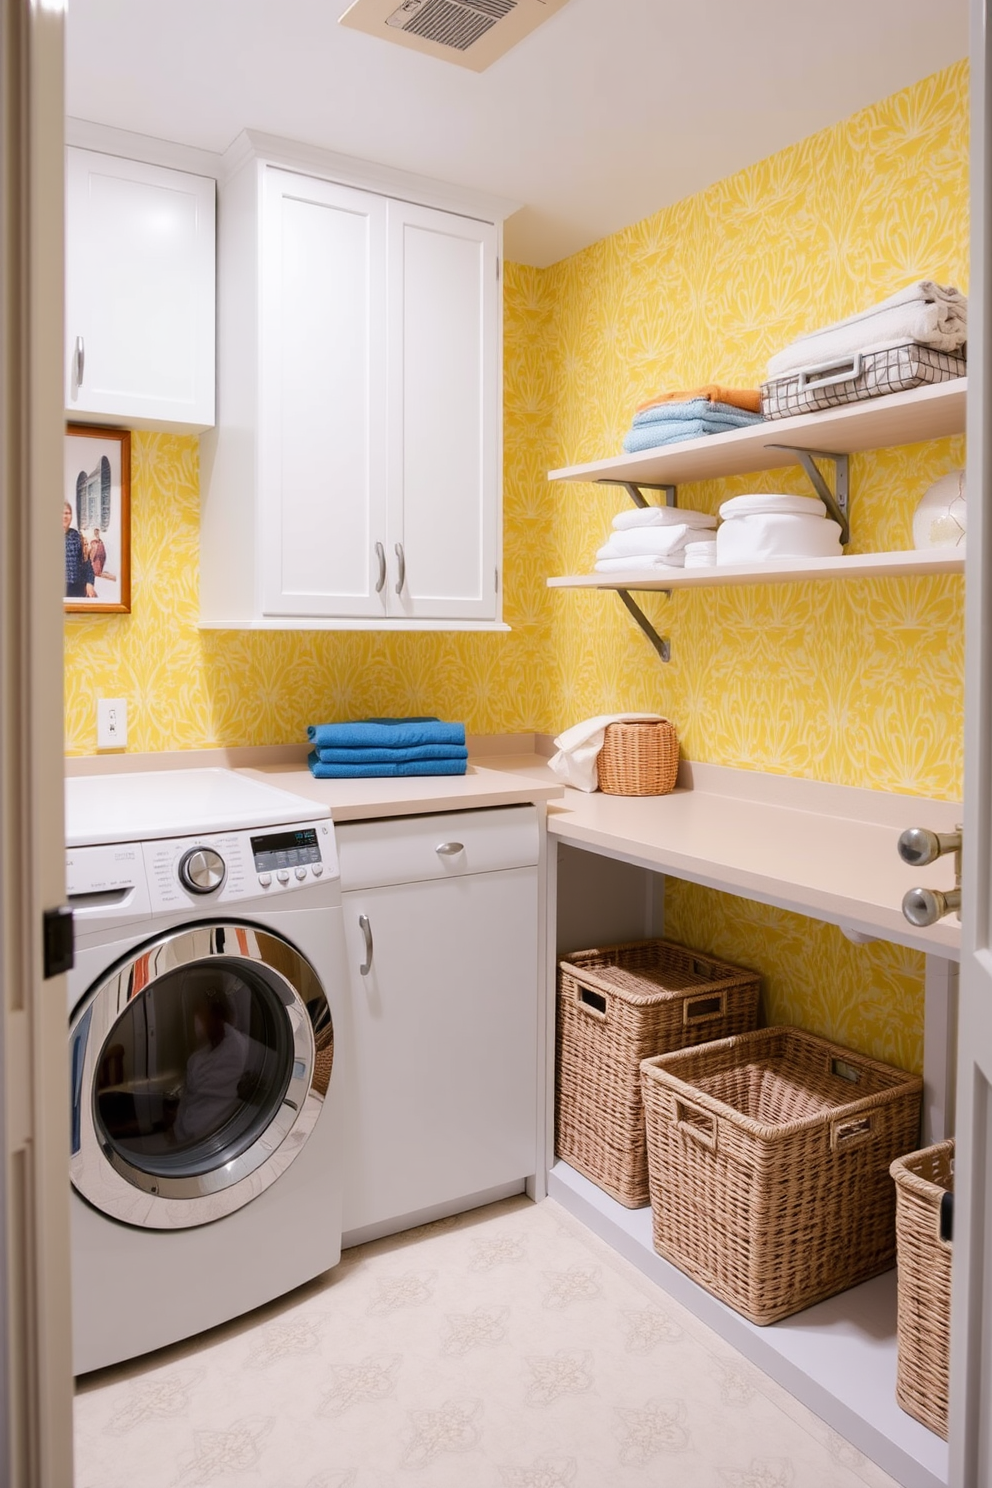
[339,0,571,72]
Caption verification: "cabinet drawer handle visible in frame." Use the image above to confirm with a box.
[75,335,85,390]
[374,541,386,594]
[435,842,464,856]
[394,542,406,594]
[358,913,373,976]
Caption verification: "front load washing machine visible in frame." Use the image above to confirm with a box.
[65,768,349,1374]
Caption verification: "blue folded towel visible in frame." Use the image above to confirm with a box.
[314,744,469,765]
[308,752,468,779]
[631,398,762,430]
[622,418,759,454]
[308,718,466,749]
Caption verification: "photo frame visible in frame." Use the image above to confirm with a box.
[63,424,131,615]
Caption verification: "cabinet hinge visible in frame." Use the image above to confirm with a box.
[495,567,499,593]
[496,256,500,280]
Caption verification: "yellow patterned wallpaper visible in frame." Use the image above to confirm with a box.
[63,262,557,753]
[64,63,969,1069]
[543,60,968,802]
[663,880,927,1074]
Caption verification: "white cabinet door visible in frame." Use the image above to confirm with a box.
[386,200,499,620]
[65,148,215,430]
[341,868,538,1235]
[260,169,388,619]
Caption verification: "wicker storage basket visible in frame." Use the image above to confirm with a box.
[891,1140,954,1438]
[597,720,679,796]
[555,939,761,1207]
[640,1026,923,1323]
[761,342,965,421]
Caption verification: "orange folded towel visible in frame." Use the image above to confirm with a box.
[636,384,762,415]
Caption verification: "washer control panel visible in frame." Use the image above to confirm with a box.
[143,817,338,911]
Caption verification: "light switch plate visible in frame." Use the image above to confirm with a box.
[96,698,127,750]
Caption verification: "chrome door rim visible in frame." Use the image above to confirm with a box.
[69,921,332,1229]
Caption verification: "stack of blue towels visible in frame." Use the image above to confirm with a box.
[307,717,468,779]
[622,397,763,454]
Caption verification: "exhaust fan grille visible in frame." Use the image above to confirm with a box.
[341,0,570,72]
[392,0,514,53]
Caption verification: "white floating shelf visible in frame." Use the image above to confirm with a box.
[548,547,965,592]
[548,378,967,488]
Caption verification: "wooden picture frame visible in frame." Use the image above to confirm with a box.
[63,424,131,614]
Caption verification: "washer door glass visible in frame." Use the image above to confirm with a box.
[94,961,294,1179]
[70,923,334,1230]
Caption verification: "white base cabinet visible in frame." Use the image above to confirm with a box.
[200,134,505,630]
[336,807,539,1239]
[65,147,215,432]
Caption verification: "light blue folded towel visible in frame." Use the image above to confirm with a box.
[631,398,762,430]
[308,752,468,779]
[314,744,469,765]
[622,418,758,454]
[308,718,466,749]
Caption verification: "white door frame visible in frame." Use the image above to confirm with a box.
[0,1,75,1483]
[950,2,992,1481]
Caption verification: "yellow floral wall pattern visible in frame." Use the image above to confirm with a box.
[64,63,969,1068]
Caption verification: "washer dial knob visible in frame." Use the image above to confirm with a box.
[179,846,226,895]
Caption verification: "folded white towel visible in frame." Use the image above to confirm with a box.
[719,494,827,521]
[548,712,666,793]
[717,513,843,564]
[594,553,686,572]
[598,524,698,560]
[684,540,717,569]
[767,281,967,380]
[612,506,716,532]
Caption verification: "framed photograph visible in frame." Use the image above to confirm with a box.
[63,424,131,615]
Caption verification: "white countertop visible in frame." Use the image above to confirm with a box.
[237,755,566,821]
[237,754,960,957]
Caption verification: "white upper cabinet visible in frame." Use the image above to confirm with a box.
[199,135,508,630]
[65,148,215,432]
[260,171,388,619]
[387,200,498,622]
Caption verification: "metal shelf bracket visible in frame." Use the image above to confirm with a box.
[599,478,678,509]
[616,589,671,663]
[764,446,850,544]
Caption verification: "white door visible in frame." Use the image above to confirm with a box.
[386,200,500,621]
[260,168,388,619]
[65,148,215,430]
[0,1,75,1482]
[341,870,538,1235]
[950,3,992,1480]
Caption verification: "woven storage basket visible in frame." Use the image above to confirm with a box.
[597,720,679,796]
[555,939,761,1207]
[640,1026,923,1323]
[891,1140,954,1438]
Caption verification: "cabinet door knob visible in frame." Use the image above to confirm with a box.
[435,842,464,856]
[897,827,962,866]
[394,542,406,595]
[902,886,962,927]
[358,913,373,976]
[374,541,386,594]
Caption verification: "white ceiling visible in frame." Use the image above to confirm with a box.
[65,0,969,267]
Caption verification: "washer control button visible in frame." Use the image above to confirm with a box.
[258,872,272,888]
[276,869,290,884]
[312,862,324,876]
[295,866,307,881]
